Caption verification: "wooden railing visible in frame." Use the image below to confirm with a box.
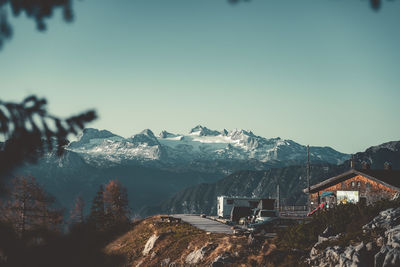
[278,205,308,217]
[279,205,308,211]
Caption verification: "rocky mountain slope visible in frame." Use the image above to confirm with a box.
[147,140,400,216]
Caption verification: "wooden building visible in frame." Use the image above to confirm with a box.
[303,166,400,210]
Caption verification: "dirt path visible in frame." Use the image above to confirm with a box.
[172,214,234,234]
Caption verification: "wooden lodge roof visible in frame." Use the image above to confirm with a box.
[303,169,400,194]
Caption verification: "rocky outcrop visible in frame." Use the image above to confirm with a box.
[211,252,235,267]
[308,207,400,267]
[373,225,400,267]
[362,208,400,267]
[142,234,159,256]
[185,243,218,265]
[309,240,370,267]
[363,208,400,231]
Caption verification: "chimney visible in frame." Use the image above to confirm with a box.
[350,155,355,169]
[384,162,392,170]
[361,161,370,170]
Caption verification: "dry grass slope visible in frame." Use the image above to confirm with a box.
[105,216,276,266]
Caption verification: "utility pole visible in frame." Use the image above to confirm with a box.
[276,183,280,212]
[350,154,354,169]
[307,145,311,212]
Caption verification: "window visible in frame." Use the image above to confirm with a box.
[366,182,371,189]
[351,181,355,187]
[227,199,233,205]
[357,181,361,187]
[341,182,345,189]
[260,211,277,217]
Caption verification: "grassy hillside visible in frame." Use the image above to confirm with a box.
[104,216,277,266]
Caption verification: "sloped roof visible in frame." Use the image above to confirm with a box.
[303,169,400,193]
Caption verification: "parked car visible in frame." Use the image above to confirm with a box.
[247,209,279,232]
[254,209,279,223]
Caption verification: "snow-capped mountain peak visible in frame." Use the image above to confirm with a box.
[189,125,220,136]
[68,128,124,149]
[66,126,350,166]
[77,128,121,142]
[129,129,159,146]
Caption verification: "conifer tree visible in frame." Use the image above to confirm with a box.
[0,95,97,181]
[88,185,106,231]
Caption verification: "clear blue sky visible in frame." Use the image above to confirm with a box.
[1,0,399,153]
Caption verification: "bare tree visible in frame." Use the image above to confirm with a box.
[0,176,63,235]
[69,195,85,224]
[104,180,130,225]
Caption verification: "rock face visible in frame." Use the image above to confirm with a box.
[310,243,370,267]
[142,235,159,256]
[363,208,400,231]
[363,208,400,267]
[308,208,400,267]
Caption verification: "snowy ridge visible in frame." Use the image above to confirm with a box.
[66,126,350,166]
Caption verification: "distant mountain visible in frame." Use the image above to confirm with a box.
[67,126,349,167]
[8,126,349,215]
[11,150,221,215]
[349,141,400,169]
[144,140,400,216]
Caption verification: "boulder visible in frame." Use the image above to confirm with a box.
[160,258,170,267]
[186,243,217,265]
[363,208,400,231]
[309,242,370,266]
[375,224,400,267]
[211,252,235,267]
[142,234,159,256]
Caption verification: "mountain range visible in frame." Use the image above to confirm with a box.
[67,126,349,167]
[7,126,352,215]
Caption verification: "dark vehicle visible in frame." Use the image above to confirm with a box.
[230,206,252,223]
